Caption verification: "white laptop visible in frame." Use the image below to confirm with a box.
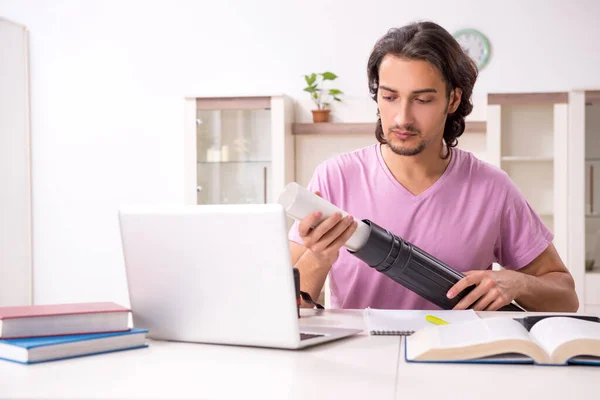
[118,203,361,349]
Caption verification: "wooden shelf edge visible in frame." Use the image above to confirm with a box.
[585,270,600,275]
[292,122,375,135]
[586,91,600,105]
[488,92,568,105]
[292,121,486,135]
[195,96,271,111]
[465,121,486,132]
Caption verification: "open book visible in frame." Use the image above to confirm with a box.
[405,316,600,366]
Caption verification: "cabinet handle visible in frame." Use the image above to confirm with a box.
[263,167,267,204]
[591,164,594,215]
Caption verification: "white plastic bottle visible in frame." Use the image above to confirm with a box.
[277,182,370,252]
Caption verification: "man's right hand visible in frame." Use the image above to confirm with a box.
[297,191,358,268]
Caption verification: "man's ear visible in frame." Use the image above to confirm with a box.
[449,88,463,114]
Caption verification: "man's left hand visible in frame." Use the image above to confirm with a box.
[447,270,525,311]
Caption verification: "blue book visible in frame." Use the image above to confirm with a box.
[405,316,600,366]
[0,328,148,364]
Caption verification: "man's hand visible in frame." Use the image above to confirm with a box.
[447,270,526,311]
[297,191,358,267]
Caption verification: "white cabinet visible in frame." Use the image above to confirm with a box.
[0,18,32,306]
[486,92,569,264]
[570,90,600,312]
[487,91,600,312]
[184,95,295,205]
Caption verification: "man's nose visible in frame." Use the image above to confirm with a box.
[393,101,413,127]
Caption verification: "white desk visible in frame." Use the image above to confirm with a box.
[0,310,598,400]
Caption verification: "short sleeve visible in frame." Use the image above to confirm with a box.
[494,178,554,270]
[287,162,332,245]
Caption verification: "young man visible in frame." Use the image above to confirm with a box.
[288,21,579,312]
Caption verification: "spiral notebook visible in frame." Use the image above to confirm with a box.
[363,308,480,336]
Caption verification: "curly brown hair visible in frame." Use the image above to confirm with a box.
[367,21,478,153]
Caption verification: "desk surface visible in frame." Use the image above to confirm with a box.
[0,309,598,400]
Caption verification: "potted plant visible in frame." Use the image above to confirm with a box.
[303,72,343,123]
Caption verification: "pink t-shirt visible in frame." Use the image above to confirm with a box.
[289,144,553,310]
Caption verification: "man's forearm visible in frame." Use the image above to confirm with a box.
[294,249,331,307]
[516,271,579,312]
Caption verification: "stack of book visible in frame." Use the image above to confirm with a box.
[0,302,148,364]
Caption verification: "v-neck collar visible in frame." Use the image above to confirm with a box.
[375,143,458,201]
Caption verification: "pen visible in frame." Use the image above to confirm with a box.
[425,315,450,325]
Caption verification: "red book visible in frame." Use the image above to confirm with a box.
[0,302,131,339]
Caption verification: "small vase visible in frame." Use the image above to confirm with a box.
[311,109,330,123]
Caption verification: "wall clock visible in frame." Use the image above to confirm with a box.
[453,29,491,70]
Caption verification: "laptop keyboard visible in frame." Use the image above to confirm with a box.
[300,332,325,341]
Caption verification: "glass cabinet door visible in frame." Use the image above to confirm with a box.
[196,107,272,205]
[585,100,600,273]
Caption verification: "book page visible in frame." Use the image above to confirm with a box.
[530,317,600,356]
[407,316,550,362]
[437,317,531,348]
[481,317,533,343]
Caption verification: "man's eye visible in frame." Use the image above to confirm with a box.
[382,96,396,101]
[415,98,431,104]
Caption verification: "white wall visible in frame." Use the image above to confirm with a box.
[1,0,600,306]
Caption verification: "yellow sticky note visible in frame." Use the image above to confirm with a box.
[425,314,450,326]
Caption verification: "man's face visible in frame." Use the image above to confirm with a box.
[377,54,461,156]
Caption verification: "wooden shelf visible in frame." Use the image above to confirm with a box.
[292,123,375,135]
[586,269,600,275]
[194,96,271,110]
[501,156,553,162]
[292,121,486,135]
[488,92,568,105]
[197,160,271,164]
[586,90,600,105]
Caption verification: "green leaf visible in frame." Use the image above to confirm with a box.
[323,102,331,108]
[304,86,317,93]
[334,97,342,102]
[312,92,318,99]
[321,72,337,80]
[304,73,317,86]
[329,88,342,95]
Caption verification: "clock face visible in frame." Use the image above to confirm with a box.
[453,29,491,70]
